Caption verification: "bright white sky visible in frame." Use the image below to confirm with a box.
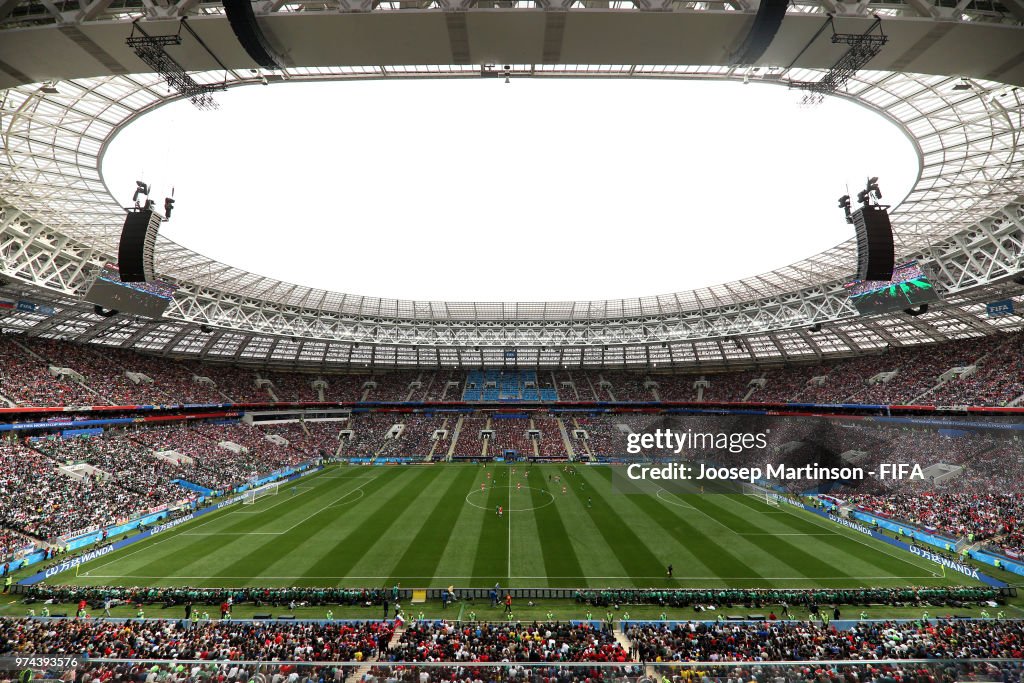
[102,78,918,302]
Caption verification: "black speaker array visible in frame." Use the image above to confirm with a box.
[223,0,282,69]
[729,0,790,66]
[851,204,895,281]
[117,209,162,283]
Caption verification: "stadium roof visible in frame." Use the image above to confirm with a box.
[0,6,1023,368]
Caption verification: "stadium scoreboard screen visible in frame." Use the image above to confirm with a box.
[83,263,177,318]
[844,260,939,315]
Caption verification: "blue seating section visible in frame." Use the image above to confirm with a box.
[461,370,558,402]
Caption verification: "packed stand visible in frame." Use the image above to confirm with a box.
[856,336,1003,405]
[191,423,308,472]
[336,414,399,458]
[561,370,598,403]
[701,371,762,403]
[127,425,256,491]
[0,617,394,662]
[374,415,447,459]
[94,347,226,404]
[532,416,569,459]
[180,362,265,402]
[598,372,654,402]
[365,371,422,402]
[28,338,164,406]
[31,433,191,508]
[625,619,1024,662]
[926,330,1024,407]
[262,422,340,459]
[0,335,97,407]
[0,440,160,541]
[322,375,369,402]
[451,417,487,459]
[383,621,631,663]
[421,369,460,402]
[651,374,697,402]
[570,417,624,460]
[4,329,1024,408]
[488,418,535,457]
[264,371,321,402]
[0,529,34,562]
[837,427,1024,550]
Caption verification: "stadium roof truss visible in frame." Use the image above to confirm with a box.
[0,7,1023,368]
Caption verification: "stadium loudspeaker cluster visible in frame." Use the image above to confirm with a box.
[117,208,162,282]
[728,0,789,65]
[223,0,282,70]
[851,204,895,281]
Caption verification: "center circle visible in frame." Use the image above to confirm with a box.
[465,485,556,512]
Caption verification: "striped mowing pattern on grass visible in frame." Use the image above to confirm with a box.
[66,463,956,589]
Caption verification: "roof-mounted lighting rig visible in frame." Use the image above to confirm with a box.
[126,18,229,111]
[787,16,888,105]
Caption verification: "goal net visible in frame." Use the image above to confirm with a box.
[243,481,280,505]
[742,482,779,506]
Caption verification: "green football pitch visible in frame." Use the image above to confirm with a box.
[65,463,961,589]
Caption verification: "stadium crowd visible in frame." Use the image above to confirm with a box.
[33,434,188,507]
[0,419,328,548]
[0,617,393,662]
[1,329,1023,409]
[624,619,1024,662]
[383,621,629,663]
[835,429,1024,557]
[0,617,1022,674]
[0,440,178,541]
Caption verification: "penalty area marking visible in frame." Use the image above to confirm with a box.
[233,471,375,515]
[465,486,554,512]
[84,473,375,575]
[655,489,697,510]
[326,487,365,508]
[771,499,943,578]
[81,503,235,576]
[147,491,367,537]
[273,475,379,534]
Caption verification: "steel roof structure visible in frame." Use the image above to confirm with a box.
[0,5,1023,368]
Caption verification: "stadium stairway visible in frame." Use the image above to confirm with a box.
[613,628,638,667]
[557,418,576,460]
[345,623,406,683]
[481,417,491,458]
[570,417,594,462]
[575,372,598,401]
[741,374,766,402]
[424,417,447,462]
[447,416,464,460]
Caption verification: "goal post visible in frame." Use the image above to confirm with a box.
[242,481,280,505]
[742,481,779,506]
